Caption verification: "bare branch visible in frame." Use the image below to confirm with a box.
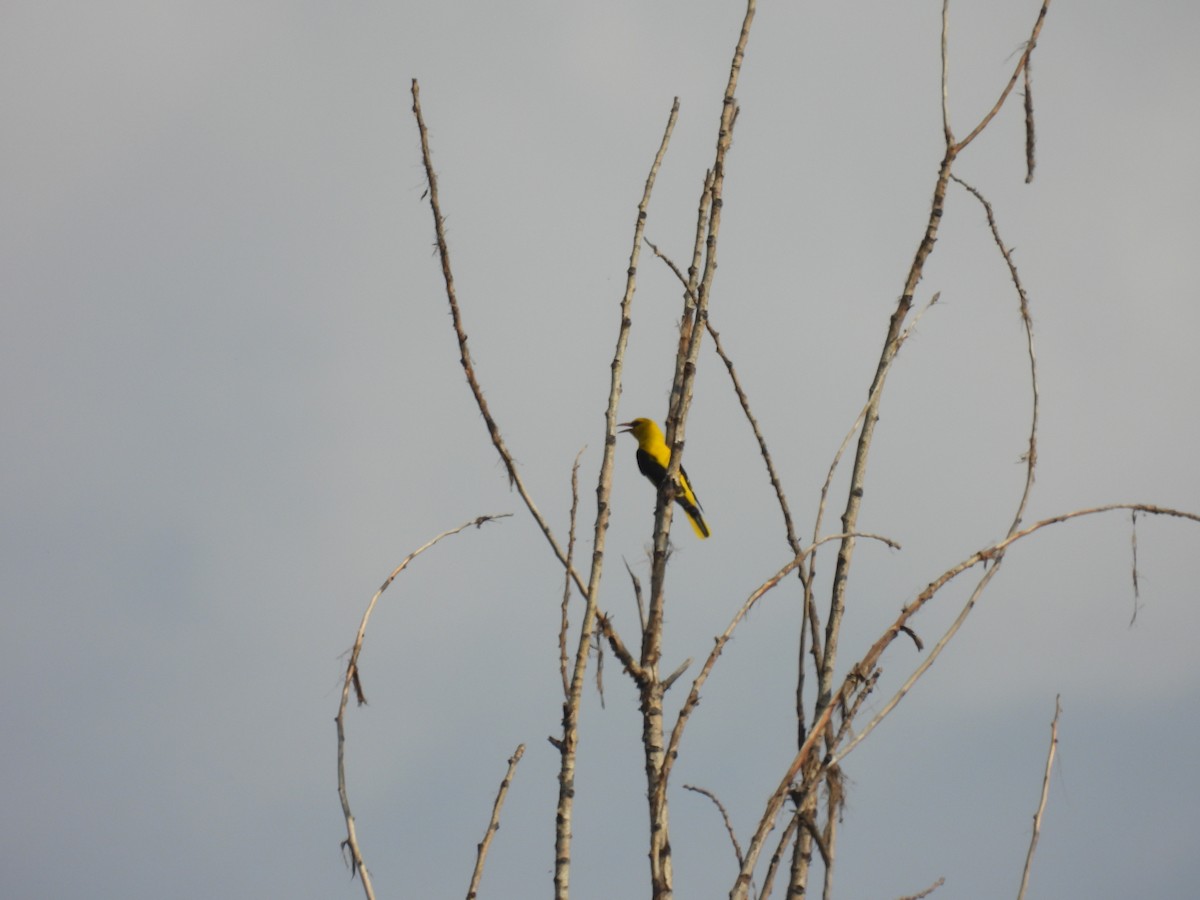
[1023,54,1037,183]
[597,611,646,684]
[1129,510,1141,626]
[664,532,897,790]
[735,504,1199,898]
[811,291,938,552]
[336,515,508,899]
[466,744,526,900]
[662,657,693,692]
[895,876,946,900]
[940,0,952,144]
[1016,697,1060,900]
[643,7,757,897]
[950,175,1040,538]
[955,0,1052,152]
[704,319,804,568]
[757,813,799,900]
[684,784,745,869]
[560,450,585,699]
[832,503,1200,768]
[556,96,681,900]
[624,557,647,635]
[818,770,842,900]
[411,79,588,598]
[645,233,818,734]
[594,629,607,709]
[645,237,806,588]
[817,142,954,729]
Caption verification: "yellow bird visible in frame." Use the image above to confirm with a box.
[619,418,710,539]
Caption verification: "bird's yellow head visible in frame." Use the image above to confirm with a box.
[618,418,662,444]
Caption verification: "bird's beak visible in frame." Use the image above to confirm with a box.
[617,421,633,434]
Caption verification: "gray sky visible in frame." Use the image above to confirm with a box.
[3,2,1199,898]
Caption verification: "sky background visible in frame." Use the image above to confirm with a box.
[3,2,1199,898]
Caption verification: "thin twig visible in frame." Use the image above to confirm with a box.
[895,877,946,900]
[595,628,608,708]
[810,293,938,555]
[624,557,647,635]
[1017,697,1060,900]
[561,450,585,698]
[825,175,1047,768]
[812,276,941,742]
[1129,510,1141,626]
[411,80,588,599]
[829,669,880,753]
[949,176,1040,539]
[940,0,952,144]
[955,0,1052,152]
[465,744,526,900]
[336,515,508,900]
[662,657,693,692]
[684,784,745,869]
[1023,53,1037,183]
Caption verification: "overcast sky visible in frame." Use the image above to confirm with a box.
[3,2,1199,898]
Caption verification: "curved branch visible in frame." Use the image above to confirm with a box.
[336,515,508,899]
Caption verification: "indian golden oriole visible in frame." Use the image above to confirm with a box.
[618,417,710,539]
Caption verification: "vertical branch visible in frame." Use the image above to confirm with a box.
[1023,54,1037,183]
[940,0,953,145]
[818,775,840,900]
[641,8,756,899]
[786,804,812,897]
[1129,510,1141,626]
[560,450,585,698]
[1017,697,1061,900]
[554,96,681,900]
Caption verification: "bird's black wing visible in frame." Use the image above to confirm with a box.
[636,448,667,488]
